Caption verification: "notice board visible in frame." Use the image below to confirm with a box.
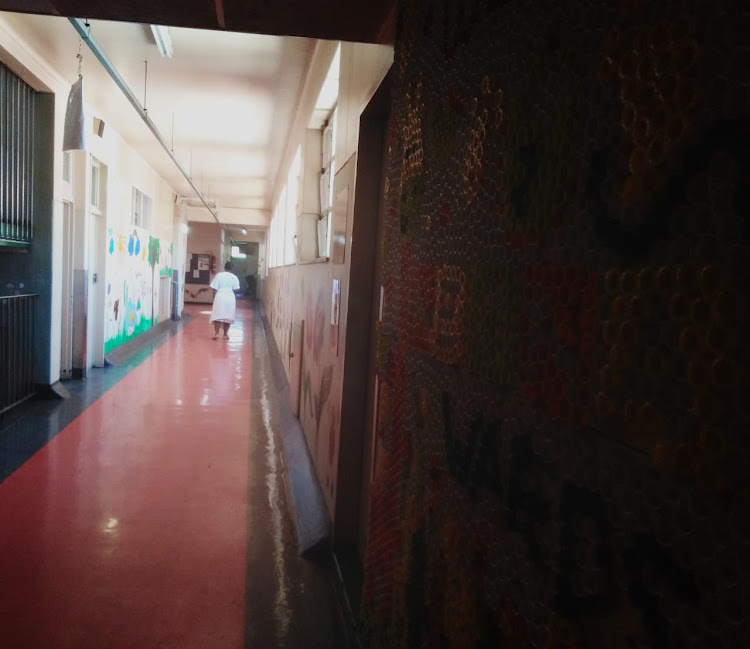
[185,253,212,285]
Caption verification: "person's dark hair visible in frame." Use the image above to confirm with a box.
[224,261,233,272]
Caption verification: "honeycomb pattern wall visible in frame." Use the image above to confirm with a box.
[362,0,750,647]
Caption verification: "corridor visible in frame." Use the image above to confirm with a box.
[0,301,350,649]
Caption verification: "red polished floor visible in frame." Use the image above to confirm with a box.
[0,304,253,648]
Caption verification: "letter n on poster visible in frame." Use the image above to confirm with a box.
[330,278,340,355]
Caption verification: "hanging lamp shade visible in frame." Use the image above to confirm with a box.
[62,77,86,151]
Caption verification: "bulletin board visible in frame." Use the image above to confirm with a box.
[185,253,212,285]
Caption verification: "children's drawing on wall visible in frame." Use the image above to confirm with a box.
[105,226,172,353]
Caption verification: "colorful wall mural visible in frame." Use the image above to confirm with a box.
[105,226,172,353]
[358,0,750,648]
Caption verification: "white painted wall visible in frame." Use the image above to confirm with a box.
[337,42,393,167]
[91,124,177,357]
[218,206,269,228]
[186,222,222,266]
[0,16,179,379]
[1,15,70,383]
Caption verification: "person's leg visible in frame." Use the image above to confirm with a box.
[222,322,230,338]
[212,321,220,339]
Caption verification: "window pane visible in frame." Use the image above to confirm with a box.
[268,217,273,268]
[330,108,337,162]
[322,121,333,167]
[132,188,139,227]
[143,194,152,230]
[90,161,100,208]
[270,207,279,268]
[320,166,331,212]
[131,187,152,230]
[285,191,295,266]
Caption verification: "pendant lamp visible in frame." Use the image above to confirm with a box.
[62,37,86,151]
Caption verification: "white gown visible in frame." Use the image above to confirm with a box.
[209,271,240,323]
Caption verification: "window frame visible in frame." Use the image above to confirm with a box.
[319,106,337,259]
[90,157,101,213]
[131,186,153,231]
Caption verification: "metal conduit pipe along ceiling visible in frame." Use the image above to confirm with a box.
[68,17,223,230]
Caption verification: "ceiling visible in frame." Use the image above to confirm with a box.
[0,0,394,43]
[0,0,393,239]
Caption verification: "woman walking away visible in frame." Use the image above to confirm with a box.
[209,261,240,339]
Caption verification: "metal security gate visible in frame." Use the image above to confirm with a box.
[0,294,37,414]
[0,61,36,247]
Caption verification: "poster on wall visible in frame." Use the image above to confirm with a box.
[330,278,340,355]
[197,255,210,271]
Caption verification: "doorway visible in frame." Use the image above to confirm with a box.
[231,240,259,296]
[88,158,107,368]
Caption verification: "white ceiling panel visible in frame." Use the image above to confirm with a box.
[0,11,316,231]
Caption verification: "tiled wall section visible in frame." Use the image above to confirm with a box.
[362,0,750,647]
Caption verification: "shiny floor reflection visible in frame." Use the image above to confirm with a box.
[0,316,191,483]
[0,300,350,649]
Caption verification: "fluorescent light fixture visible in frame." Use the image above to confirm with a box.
[150,24,173,59]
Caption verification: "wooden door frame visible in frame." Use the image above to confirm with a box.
[333,70,391,554]
[60,200,74,380]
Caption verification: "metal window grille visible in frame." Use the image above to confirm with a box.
[0,294,37,414]
[0,62,35,246]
